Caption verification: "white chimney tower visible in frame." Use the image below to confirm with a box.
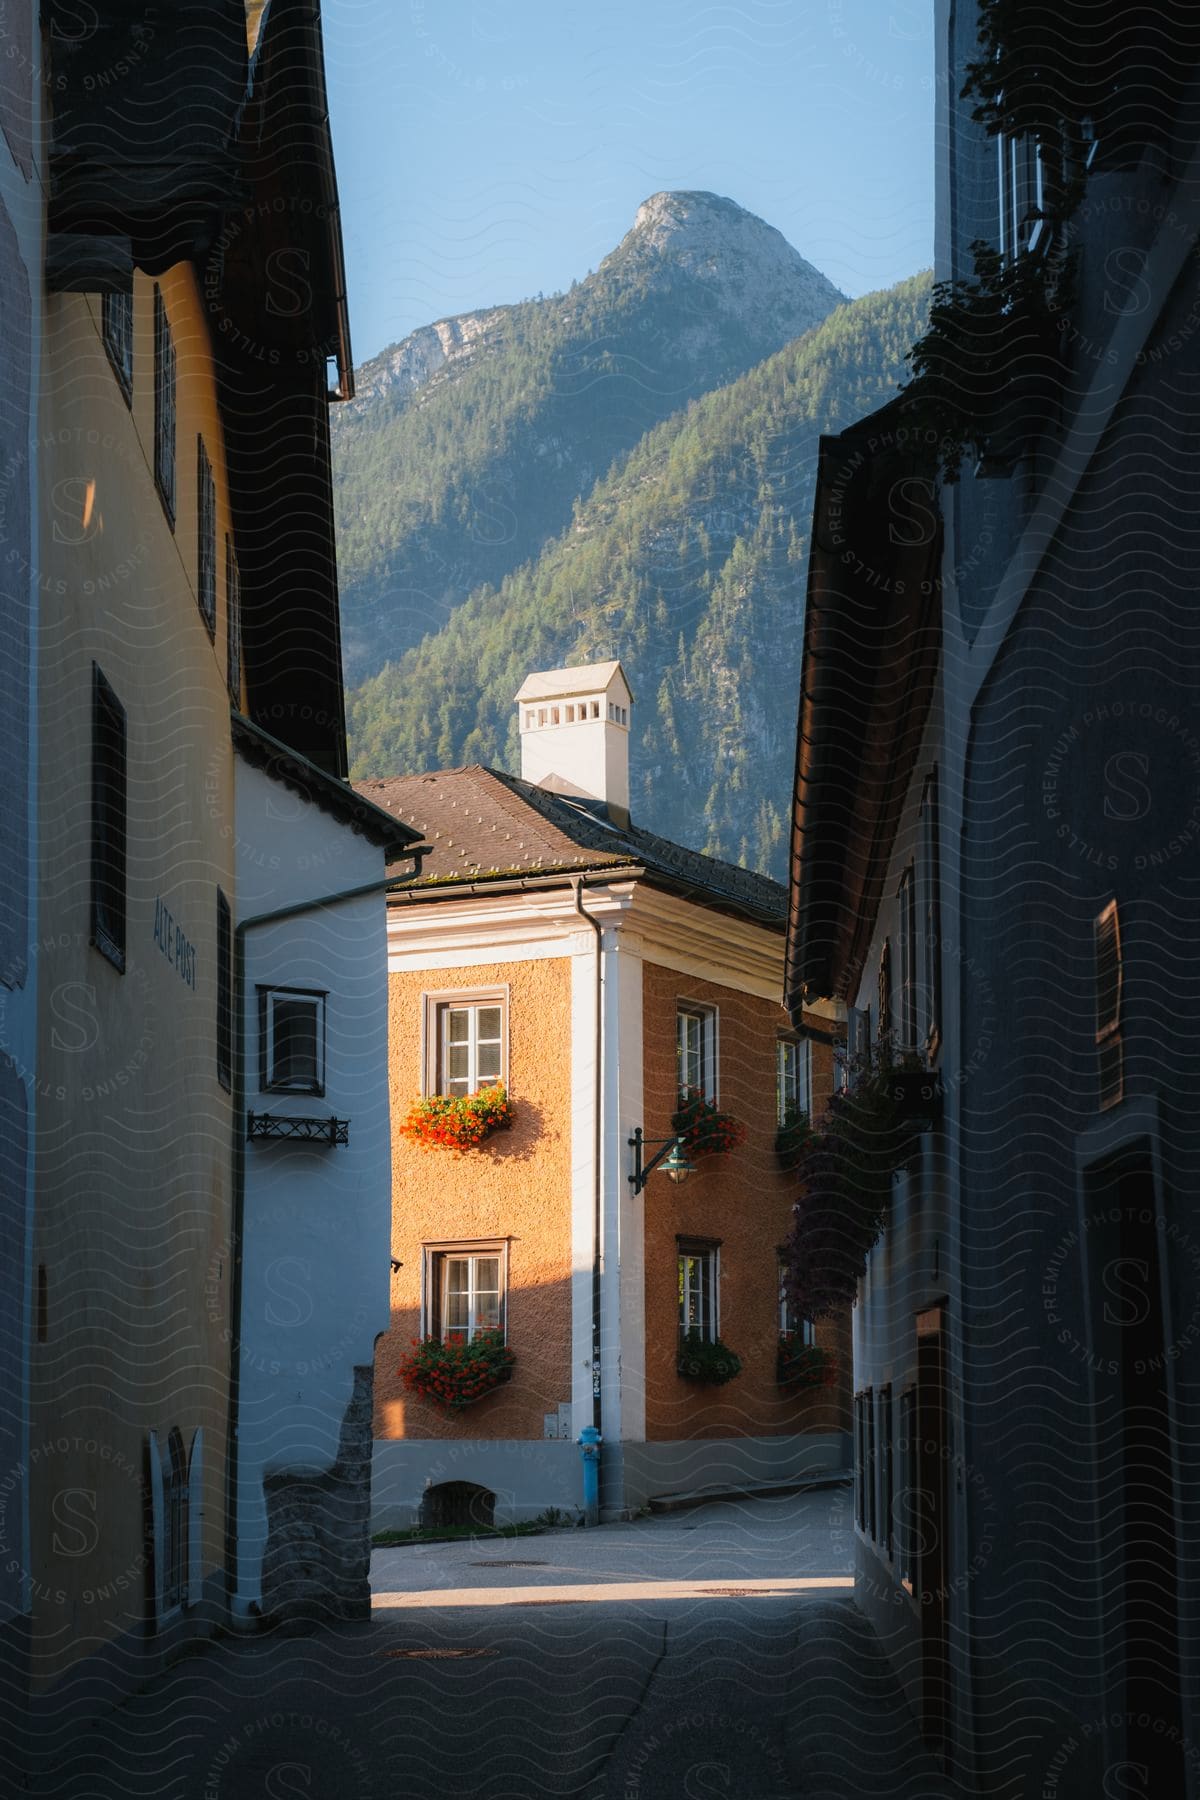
[516,661,633,826]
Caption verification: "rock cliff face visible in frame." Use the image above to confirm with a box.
[602,189,839,338]
[331,192,845,682]
[342,309,510,417]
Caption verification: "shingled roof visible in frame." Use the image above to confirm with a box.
[354,766,786,929]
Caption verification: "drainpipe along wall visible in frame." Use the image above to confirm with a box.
[571,877,605,1444]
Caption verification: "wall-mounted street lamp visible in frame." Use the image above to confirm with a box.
[628,1128,695,1194]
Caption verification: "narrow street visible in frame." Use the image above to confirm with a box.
[37,1488,956,1800]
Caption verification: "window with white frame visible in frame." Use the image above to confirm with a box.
[259,987,326,1094]
[678,1239,719,1341]
[429,994,506,1097]
[778,1260,814,1343]
[998,131,1046,260]
[840,1007,869,1091]
[424,1243,507,1341]
[996,125,1097,264]
[161,1426,188,1614]
[777,1037,812,1125]
[677,1003,716,1100]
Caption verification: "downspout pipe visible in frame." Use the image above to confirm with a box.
[571,878,605,1446]
[224,860,425,1621]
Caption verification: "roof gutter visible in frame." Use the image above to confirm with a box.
[385,867,646,905]
[384,862,783,930]
[302,2,354,399]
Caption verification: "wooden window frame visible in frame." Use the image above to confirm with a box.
[258,985,327,1096]
[677,1001,718,1102]
[90,664,127,973]
[677,1236,721,1342]
[423,989,508,1098]
[225,535,241,704]
[196,437,216,639]
[216,888,232,1092]
[422,1239,509,1342]
[153,284,176,525]
[1095,899,1123,1110]
[101,282,133,403]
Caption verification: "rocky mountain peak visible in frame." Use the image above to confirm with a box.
[602,190,845,315]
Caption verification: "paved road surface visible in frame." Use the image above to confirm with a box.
[31,1487,959,1799]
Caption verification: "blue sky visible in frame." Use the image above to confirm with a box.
[323,0,934,364]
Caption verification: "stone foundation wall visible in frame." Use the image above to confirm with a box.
[261,1366,376,1622]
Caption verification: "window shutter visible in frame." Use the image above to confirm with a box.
[877,941,892,1048]
[147,1430,165,1625]
[1095,900,1123,1109]
[216,890,231,1091]
[187,1429,204,1608]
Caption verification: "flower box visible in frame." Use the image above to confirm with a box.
[676,1331,742,1385]
[399,1083,514,1152]
[399,1329,515,1411]
[777,1337,838,1390]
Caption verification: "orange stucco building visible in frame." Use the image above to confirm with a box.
[360,663,850,1524]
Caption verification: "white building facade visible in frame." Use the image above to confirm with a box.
[230,717,424,1620]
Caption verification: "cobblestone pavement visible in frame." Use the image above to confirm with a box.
[28,1487,961,1799]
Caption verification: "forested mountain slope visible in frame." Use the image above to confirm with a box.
[331,191,844,682]
[346,274,931,879]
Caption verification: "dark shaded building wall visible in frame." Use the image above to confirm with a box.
[958,264,1200,1798]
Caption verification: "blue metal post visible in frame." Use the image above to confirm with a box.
[579,1425,601,1527]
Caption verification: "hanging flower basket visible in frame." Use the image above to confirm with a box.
[775,1105,814,1173]
[780,1037,928,1320]
[671,1088,746,1159]
[399,1083,514,1152]
[777,1336,838,1390]
[399,1329,515,1411]
[676,1330,742,1385]
[899,239,1068,481]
